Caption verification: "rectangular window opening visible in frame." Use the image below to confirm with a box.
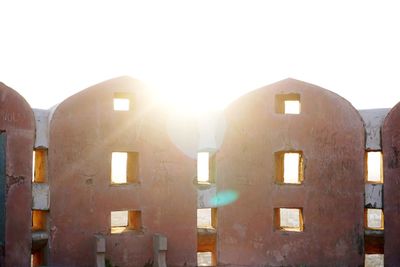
[33,149,47,183]
[197,208,217,229]
[365,254,384,267]
[197,252,215,267]
[111,152,139,184]
[111,210,142,234]
[31,251,45,267]
[113,92,132,111]
[274,208,303,232]
[275,151,304,184]
[365,208,384,230]
[197,152,216,184]
[366,151,383,183]
[275,93,301,114]
[32,210,47,231]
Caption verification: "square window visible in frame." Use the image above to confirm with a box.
[111,210,142,234]
[284,100,300,114]
[113,92,132,111]
[366,151,383,183]
[197,208,217,229]
[197,252,214,266]
[365,254,383,266]
[274,208,303,232]
[275,93,301,114]
[111,152,139,184]
[275,151,304,184]
[197,152,216,183]
[366,208,384,230]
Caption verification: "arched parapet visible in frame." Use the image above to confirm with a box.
[382,101,400,266]
[0,82,35,267]
[216,78,365,266]
[48,76,197,267]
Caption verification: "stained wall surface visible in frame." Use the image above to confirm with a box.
[0,83,35,267]
[48,77,197,267]
[382,102,400,266]
[216,79,365,266]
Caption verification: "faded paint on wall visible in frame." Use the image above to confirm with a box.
[382,102,400,266]
[0,82,35,267]
[48,77,197,267]
[216,79,365,266]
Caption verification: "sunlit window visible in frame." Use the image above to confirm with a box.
[113,92,132,111]
[366,208,384,230]
[197,252,213,266]
[275,93,301,114]
[197,208,216,229]
[111,210,128,227]
[32,149,47,183]
[111,210,142,234]
[113,98,130,111]
[366,151,383,183]
[276,151,303,184]
[111,152,128,183]
[284,100,300,114]
[275,208,303,232]
[197,152,210,183]
[284,153,300,183]
[111,151,139,184]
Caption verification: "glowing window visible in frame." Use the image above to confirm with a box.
[111,210,142,234]
[197,252,213,266]
[275,93,301,114]
[113,92,132,111]
[284,100,300,114]
[366,151,383,183]
[111,152,139,184]
[275,151,304,184]
[32,210,47,231]
[197,152,215,183]
[33,149,47,183]
[197,208,217,229]
[366,208,384,230]
[275,208,303,232]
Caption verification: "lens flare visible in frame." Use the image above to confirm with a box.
[210,190,239,207]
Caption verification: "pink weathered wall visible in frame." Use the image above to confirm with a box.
[0,82,35,267]
[48,77,197,267]
[216,79,365,266]
[382,102,400,266]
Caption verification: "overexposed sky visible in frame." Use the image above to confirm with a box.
[1,0,400,112]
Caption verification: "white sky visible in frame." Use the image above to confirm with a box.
[1,0,400,112]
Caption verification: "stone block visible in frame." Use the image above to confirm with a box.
[94,234,106,253]
[153,234,167,251]
[32,183,50,210]
[33,109,50,149]
[197,185,217,208]
[365,184,383,209]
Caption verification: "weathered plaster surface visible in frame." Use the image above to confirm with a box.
[0,82,35,267]
[217,79,365,266]
[48,77,197,267]
[382,102,400,266]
